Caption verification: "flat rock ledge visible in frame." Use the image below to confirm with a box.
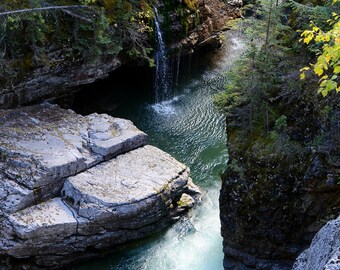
[0,103,201,269]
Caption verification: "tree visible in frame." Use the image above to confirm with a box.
[300,0,340,96]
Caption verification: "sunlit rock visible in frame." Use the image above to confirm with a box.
[0,104,200,269]
[0,103,147,213]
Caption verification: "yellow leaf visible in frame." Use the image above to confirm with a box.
[304,36,313,44]
[314,64,324,76]
[299,67,310,72]
[300,73,306,80]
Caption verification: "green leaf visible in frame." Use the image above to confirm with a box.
[334,66,340,74]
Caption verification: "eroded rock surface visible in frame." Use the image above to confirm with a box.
[292,215,340,270]
[0,104,200,269]
[179,0,243,52]
[0,56,120,109]
[0,103,147,214]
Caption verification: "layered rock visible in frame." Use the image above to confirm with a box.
[0,56,120,110]
[0,103,200,269]
[292,215,340,270]
[162,0,243,53]
[0,103,147,214]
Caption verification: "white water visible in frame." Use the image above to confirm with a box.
[153,7,170,102]
[73,32,246,270]
[150,95,183,115]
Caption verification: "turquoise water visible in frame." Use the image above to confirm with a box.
[73,31,245,270]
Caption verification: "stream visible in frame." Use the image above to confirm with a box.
[72,30,245,270]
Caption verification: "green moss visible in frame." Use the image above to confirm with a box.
[0,150,8,162]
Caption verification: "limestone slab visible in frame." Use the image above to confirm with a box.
[62,145,189,220]
[0,103,147,212]
[3,145,200,265]
[8,198,78,241]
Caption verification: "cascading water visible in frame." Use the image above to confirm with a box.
[71,30,246,270]
[153,7,170,102]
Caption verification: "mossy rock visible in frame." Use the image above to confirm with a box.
[177,193,195,209]
[183,0,198,11]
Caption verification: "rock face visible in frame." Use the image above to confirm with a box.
[0,0,242,110]
[292,215,340,270]
[193,0,242,47]
[219,75,340,269]
[162,0,243,53]
[0,56,121,110]
[0,103,147,214]
[220,151,340,270]
[0,103,200,269]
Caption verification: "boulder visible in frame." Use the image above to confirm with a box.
[0,104,200,269]
[0,103,147,213]
[2,146,199,268]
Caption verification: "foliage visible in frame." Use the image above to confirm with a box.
[215,0,338,167]
[274,115,287,131]
[300,10,340,96]
[0,0,156,86]
[182,0,198,11]
[287,0,332,30]
[215,0,288,135]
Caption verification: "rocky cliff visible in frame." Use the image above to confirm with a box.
[292,215,340,270]
[160,0,242,53]
[219,80,340,269]
[220,147,340,269]
[0,103,201,269]
[217,0,340,267]
[0,0,242,110]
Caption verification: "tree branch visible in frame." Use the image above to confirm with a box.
[60,9,93,23]
[0,5,89,17]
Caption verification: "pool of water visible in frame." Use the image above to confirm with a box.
[71,31,246,270]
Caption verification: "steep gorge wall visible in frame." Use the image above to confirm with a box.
[0,0,242,109]
[219,50,340,270]
[217,1,340,268]
[220,145,340,269]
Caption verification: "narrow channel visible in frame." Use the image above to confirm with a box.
[72,30,245,270]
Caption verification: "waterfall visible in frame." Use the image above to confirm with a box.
[153,7,170,102]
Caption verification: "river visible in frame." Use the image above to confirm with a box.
[71,30,245,270]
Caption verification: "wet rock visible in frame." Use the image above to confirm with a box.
[177,193,195,209]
